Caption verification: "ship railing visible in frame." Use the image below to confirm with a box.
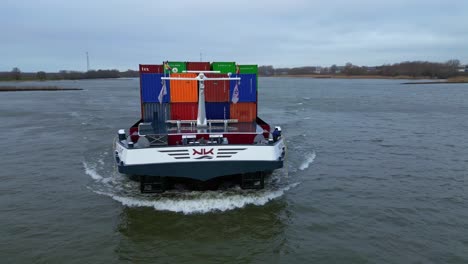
[179,134,225,145]
[161,74,240,81]
[166,119,238,130]
[182,70,221,73]
[145,134,168,146]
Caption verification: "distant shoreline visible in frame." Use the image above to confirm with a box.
[268,74,429,80]
[402,76,468,84]
[268,74,468,84]
[402,81,468,85]
[0,86,82,92]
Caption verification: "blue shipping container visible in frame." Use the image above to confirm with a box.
[229,74,257,103]
[206,102,230,120]
[141,73,170,103]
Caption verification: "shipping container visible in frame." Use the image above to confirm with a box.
[140,73,170,103]
[142,103,171,123]
[211,62,236,74]
[186,62,211,72]
[171,102,198,120]
[204,73,230,102]
[230,102,257,122]
[238,64,258,74]
[170,73,198,102]
[163,61,187,74]
[139,64,163,74]
[230,74,257,102]
[206,102,230,120]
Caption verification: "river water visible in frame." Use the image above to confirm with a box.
[1,78,467,263]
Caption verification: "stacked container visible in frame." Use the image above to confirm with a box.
[139,62,260,126]
[206,102,230,120]
[163,61,187,74]
[230,102,256,122]
[170,73,198,102]
[169,73,198,120]
[143,103,171,123]
[186,62,210,72]
[140,73,170,103]
[139,64,171,125]
[171,102,198,120]
[229,74,257,102]
[229,64,258,123]
[237,65,258,74]
[211,62,236,74]
[204,73,230,120]
[205,73,230,102]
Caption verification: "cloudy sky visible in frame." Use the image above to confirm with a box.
[2,0,467,72]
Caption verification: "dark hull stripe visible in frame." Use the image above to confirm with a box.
[218,148,247,151]
[118,160,284,181]
[158,150,189,153]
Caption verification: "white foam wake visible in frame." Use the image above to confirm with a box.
[83,161,103,181]
[299,152,316,171]
[84,160,300,214]
[94,182,299,215]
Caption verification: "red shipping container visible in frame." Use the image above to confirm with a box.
[170,102,198,120]
[205,73,230,102]
[230,102,257,122]
[139,64,163,74]
[186,62,211,72]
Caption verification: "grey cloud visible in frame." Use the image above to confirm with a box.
[1,0,467,71]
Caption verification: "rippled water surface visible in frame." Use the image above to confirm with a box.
[1,78,467,263]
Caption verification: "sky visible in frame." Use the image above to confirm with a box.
[1,0,468,72]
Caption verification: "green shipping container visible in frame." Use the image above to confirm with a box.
[211,62,236,74]
[163,61,187,74]
[238,64,258,90]
[238,64,258,74]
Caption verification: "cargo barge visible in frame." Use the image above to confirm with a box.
[115,61,285,193]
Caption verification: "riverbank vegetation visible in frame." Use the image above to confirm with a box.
[1,60,466,82]
[0,69,139,81]
[0,86,82,92]
[259,60,467,79]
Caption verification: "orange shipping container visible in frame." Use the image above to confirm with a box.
[230,102,257,122]
[205,73,230,102]
[170,73,198,102]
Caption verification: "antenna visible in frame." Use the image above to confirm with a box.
[200,52,202,62]
[86,52,90,72]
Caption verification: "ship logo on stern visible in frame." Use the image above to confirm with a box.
[191,148,215,160]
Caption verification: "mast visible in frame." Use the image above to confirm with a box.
[86,52,90,72]
[196,73,207,126]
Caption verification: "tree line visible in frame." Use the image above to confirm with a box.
[0,68,139,81]
[2,60,466,81]
[259,60,466,79]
